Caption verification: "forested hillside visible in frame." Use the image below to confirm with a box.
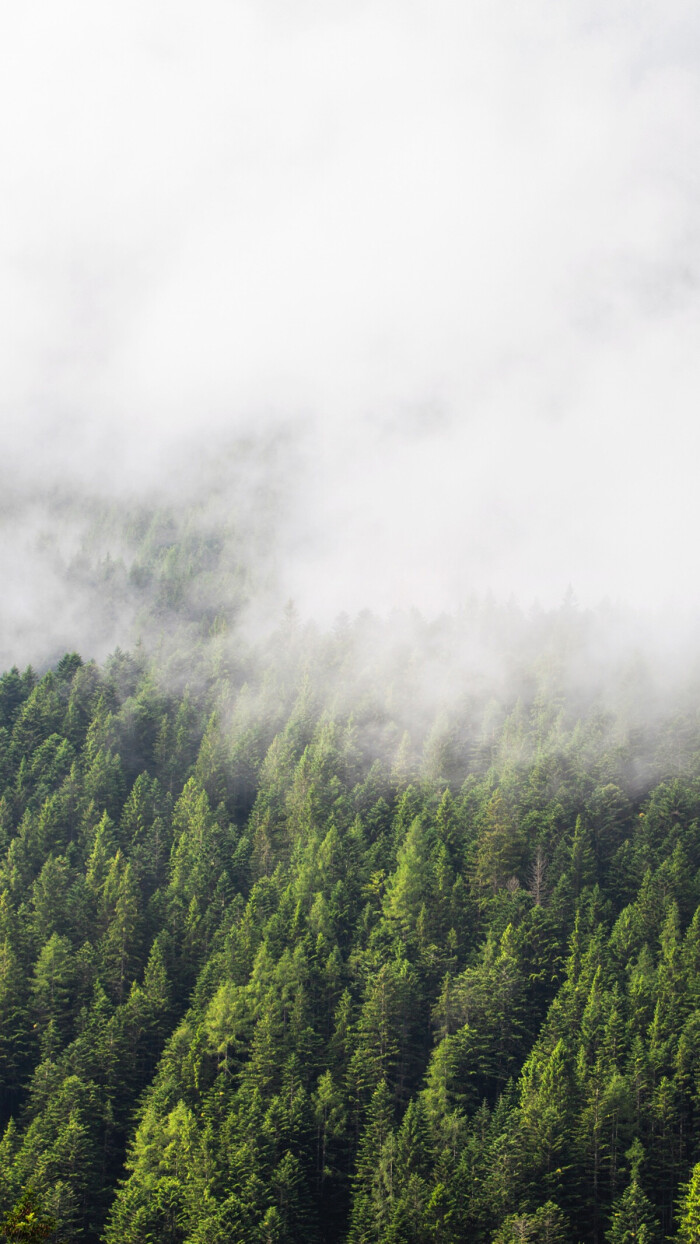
[4,0,700,1236]
[3,574,700,1240]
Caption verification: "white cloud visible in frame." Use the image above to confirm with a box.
[1,0,700,630]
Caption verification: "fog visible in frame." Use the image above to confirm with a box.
[1,0,700,664]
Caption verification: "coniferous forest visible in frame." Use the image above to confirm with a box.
[3,512,700,1242]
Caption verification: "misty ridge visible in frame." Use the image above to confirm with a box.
[5,3,700,1241]
[5,443,700,1240]
[2,421,699,804]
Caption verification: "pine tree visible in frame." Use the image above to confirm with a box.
[606,1141,659,1243]
[677,1161,700,1243]
[31,934,75,1052]
[99,855,142,1003]
[348,1078,395,1243]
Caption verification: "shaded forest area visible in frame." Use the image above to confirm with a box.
[2,517,700,1239]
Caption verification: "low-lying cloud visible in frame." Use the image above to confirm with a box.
[2,0,700,653]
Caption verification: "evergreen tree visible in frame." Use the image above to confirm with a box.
[606,1142,659,1244]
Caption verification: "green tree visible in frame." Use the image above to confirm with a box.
[606,1142,659,1243]
[677,1161,700,1243]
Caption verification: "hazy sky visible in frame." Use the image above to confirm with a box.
[2,0,700,624]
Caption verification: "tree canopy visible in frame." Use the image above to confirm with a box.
[2,596,700,1241]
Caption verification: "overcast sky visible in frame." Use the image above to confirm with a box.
[2,0,700,626]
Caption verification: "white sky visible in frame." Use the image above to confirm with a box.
[2,0,700,621]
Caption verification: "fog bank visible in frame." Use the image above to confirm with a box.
[2,0,700,655]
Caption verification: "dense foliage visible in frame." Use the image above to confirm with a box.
[3,591,700,1241]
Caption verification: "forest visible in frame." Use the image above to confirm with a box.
[2,509,700,1241]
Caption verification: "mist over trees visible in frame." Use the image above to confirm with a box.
[3,0,700,1238]
[2,511,700,1241]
